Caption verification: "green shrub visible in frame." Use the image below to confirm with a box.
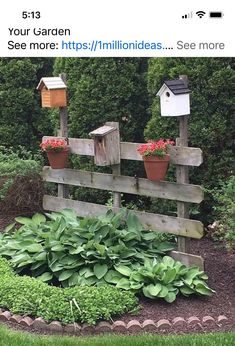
[211,176,235,251]
[0,146,42,201]
[0,209,175,287]
[0,257,138,325]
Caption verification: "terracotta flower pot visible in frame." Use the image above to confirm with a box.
[143,154,170,181]
[46,149,69,169]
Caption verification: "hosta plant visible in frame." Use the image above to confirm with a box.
[114,256,214,302]
[0,209,175,288]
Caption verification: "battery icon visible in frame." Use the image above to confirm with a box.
[209,12,223,18]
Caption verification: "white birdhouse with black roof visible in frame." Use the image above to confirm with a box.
[157,78,191,116]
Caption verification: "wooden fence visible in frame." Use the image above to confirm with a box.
[42,130,204,269]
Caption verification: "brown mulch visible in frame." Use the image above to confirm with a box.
[0,214,234,335]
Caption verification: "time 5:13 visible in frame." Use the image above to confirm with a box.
[22,11,41,19]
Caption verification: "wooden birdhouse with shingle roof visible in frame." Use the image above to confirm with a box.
[37,77,67,108]
[157,78,191,116]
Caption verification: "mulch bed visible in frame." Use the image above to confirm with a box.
[0,214,234,336]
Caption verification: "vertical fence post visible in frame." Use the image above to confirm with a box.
[176,75,190,253]
[106,122,121,208]
[58,73,69,199]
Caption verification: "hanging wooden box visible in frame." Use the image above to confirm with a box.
[37,77,67,108]
[41,87,67,107]
[89,124,120,166]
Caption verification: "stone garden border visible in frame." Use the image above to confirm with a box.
[0,308,229,335]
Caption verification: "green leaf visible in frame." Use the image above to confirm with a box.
[33,252,47,261]
[164,291,176,303]
[146,283,162,296]
[116,278,131,290]
[104,270,123,284]
[3,222,16,233]
[158,285,169,298]
[94,243,106,256]
[51,244,65,252]
[114,264,132,277]
[15,216,33,225]
[142,286,155,299]
[69,246,84,255]
[180,286,195,296]
[26,244,43,253]
[37,272,53,282]
[156,242,176,252]
[163,268,176,284]
[94,263,108,279]
[32,213,46,225]
[68,272,79,286]
[195,283,215,296]
[58,270,74,281]
[162,256,175,267]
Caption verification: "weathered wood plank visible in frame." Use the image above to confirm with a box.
[43,195,204,239]
[120,142,203,166]
[42,136,203,166]
[170,251,204,270]
[43,167,204,203]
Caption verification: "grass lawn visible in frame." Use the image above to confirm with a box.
[0,325,234,346]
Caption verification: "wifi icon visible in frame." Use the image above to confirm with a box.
[196,11,206,18]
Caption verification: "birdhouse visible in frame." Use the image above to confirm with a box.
[89,124,120,166]
[37,77,67,108]
[157,79,191,116]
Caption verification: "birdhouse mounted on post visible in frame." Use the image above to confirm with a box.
[157,78,191,116]
[89,123,120,166]
[37,77,67,108]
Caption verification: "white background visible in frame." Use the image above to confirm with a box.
[0,0,233,57]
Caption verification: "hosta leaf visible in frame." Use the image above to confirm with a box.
[156,242,176,252]
[15,217,33,225]
[180,286,195,296]
[162,256,175,267]
[126,212,142,232]
[147,283,162,296]
[49,262,63,272]
[116,278,131,290]
[104,270,123,284]
[85,276,99,286]
[60,209,77,220]
[94,263,108,279]
[33,251,47,261]
[31,261,45,270]
[32,213,46,225]
[58,270,74,281]
[142,286,155,299]
[164,291,177,303]
[163,268,177,284]
[69,246,84,255]
[130,282,143,290]
[114,264,132,277]
[51,244,65,252]
[37,272,53,282]
[26,244,43,253]
[158,285,169,298]
[185,267,203,281]
[3,222,16,233]
[68,272,79,286]
[142,232,158,241]
[11,253,30,264]
[195,283,215,296]
[94,243,106,256]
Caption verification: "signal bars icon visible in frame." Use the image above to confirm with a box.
[182,11,193,19]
